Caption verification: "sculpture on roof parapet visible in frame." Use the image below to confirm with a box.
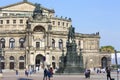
[34,3,42,14]
[33,3,43,20]
[68,18,72,21]
[23,0,28,2]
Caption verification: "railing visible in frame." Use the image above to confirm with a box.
[3,47,25,51]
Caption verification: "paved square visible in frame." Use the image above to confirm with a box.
[1,71,119,80]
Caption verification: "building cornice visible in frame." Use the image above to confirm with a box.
[51,17,71,22]
[0,30,26,34]
[75,32,100,38]
[49,31,100,38]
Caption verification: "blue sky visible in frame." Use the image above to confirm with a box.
[0,0,120,50]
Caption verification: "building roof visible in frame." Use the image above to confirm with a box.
[0,0,55,13]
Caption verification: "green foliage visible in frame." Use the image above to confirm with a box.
[100,45,115,53]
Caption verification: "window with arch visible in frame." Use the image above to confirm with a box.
[36,42,40,48]
[52,39,55,49]
[9,56,14,60]
[33,26,45,32]
[19,38,25,48]
[19,56,24,60]
[1,56,5,60]
[78,41,81,46]
[9,38,15,48]
[52,56,55,60]
[59,39,63,49]
[0,38,5,48]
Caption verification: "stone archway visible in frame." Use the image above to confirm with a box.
[101,57,107,68]
[19,56,25,69]
[35,54,44,70]
[9,56,15,69]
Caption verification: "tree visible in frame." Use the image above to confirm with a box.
[100,45,115,53]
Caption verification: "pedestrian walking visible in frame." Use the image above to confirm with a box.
[16,70,18,75]
[25,69,28,77]
[84,69,90,78]
[47,69,51,80]
[49,67,53,80]
[106,67,111,80]
[43,68,48,80]
[49,67,53,77]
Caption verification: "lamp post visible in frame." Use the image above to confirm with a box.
[0,48,3,78]
[79,48,83,67]
[115,50,119,80]
[61,49,65,70]
[0,48,2,73]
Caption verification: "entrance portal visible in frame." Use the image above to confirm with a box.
[101,57,107,68]
[35,54,44,70]
[10,62,14,69]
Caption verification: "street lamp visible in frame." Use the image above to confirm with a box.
[115,50,119,80]
[0,48,2,73]
[79,48,83,67]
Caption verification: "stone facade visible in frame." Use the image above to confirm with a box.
[0,0,109,70]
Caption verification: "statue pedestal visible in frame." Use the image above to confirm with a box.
[63,66,84,73]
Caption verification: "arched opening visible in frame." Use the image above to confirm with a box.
[33,26,45,32]
[101,57,107,68]
[0,38,5,48]
[35,54,44,70]
[59,39,63,50]
[19,56,25,69]
[19,38,25,48]
[9,38,15,48]
[1,56,5,69]
[52,62,56,69]
[52,39,55,49]
[9,56,15,69]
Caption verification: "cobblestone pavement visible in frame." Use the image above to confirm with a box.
[1,70,120,80]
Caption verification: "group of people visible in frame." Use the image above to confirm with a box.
[15,67,54,80]
[43,67,53,80]
[84,67,113,80]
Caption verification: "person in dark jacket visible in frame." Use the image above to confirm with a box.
[16,70,18,75]
[43,68,48,80]
[25,69,28,77]
[84,69,90,78]
[47,69,52,80]
[106,67,111,80]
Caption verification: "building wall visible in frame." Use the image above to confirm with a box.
[0,0,102,70]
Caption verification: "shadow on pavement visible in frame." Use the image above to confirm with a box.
[18,78,33,80]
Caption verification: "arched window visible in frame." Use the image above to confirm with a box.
[19,56,24,60]
[9,56,14,60]
[52,56,55,60]
[0,38,5,48]
[78,41,81,46]
[33,26,45,32]
[52,39,55,49]
[59,39,63,49]
[9,38,15,48]
[36,42,40,48]
[19,38,25,48]
[1,56,5,60]
[101,57,107,68]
